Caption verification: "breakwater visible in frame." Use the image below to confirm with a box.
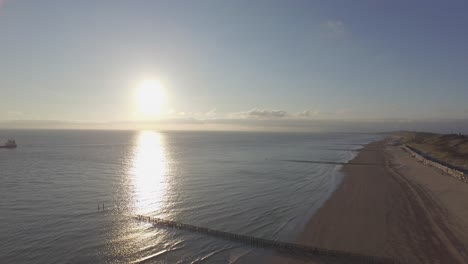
[134,215,399,264]
[402,145,467,183]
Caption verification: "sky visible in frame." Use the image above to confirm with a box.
[1,0,468,132]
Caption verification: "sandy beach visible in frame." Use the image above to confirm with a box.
[274,138,468,263]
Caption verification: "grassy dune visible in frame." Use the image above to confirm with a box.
[397,131,468,169]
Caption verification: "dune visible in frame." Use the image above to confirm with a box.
[398,131,468,169]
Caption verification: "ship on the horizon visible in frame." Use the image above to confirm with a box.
[0,139,17,149]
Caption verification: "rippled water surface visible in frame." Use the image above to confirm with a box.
[0,130,381,263]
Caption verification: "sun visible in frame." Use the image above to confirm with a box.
[136,80,165,117]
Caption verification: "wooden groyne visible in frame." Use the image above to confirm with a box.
[402,144,468,183]
[134,215,399,264]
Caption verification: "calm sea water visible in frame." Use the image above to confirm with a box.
[0,130,381,263]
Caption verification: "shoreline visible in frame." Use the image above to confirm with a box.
[273,138,468,263]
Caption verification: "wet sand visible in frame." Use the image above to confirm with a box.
[273,139,468,263]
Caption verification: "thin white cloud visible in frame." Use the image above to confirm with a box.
[321,20,346,38]
[170,108,218,118]
[227,108,355,120]
[205,108,217,117]
[237,108,288,119]
[293,109,353,118]
[296,110,314,117]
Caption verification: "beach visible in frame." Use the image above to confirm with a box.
[274,138,468,263]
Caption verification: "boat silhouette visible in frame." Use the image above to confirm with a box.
[0,139,17,149]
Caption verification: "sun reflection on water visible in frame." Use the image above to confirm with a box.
[130,131,169,215]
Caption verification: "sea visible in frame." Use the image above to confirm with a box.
[0,130,381,263]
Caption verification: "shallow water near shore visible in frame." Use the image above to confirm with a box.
[0,130,381,263]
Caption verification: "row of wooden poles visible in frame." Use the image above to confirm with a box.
[402,145,467,183]
[134,215,399,264]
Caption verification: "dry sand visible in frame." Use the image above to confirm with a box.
[272,139,468,263]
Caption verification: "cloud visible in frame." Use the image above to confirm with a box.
[321,20,346,38]
[205,108,217,117]
[293,109,353,118]
[226,108,353,120]
[167,108,218,119]
[294,110,329,117]
[238,108,288,119]
[297,110,314,117]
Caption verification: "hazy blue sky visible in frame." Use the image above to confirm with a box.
[1,0,468,130]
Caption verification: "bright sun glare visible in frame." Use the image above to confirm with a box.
[136,80,165,117]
